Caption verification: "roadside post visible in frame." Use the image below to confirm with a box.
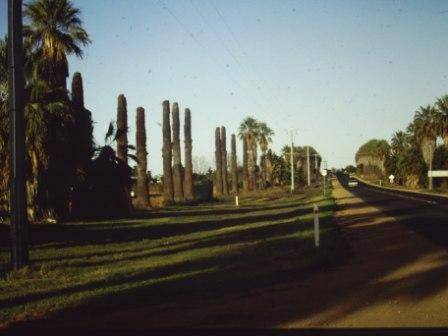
[313,204,320,248]
[235,195,239,207]
[321,169,327,196]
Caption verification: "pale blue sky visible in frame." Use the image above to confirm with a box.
[2,0,448,174]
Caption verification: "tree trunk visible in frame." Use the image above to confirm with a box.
[242,134,249,192]
[135,107,149,208]
[172,102,184,203]
[231,134,238,195]
[214,127,223,197]
[116,94,128,165]
[162,100,174,204]
[266,149,273,186]
[183,108,194,202]
[220,126,229,196]
[116,94,132,213]
[247,134,256,191]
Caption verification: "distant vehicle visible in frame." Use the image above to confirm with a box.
[348,178,358,187]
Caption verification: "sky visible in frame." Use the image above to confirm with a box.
[2,0,448,174]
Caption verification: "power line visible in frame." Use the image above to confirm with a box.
[188,0,271,115]
[158,0,267,114]
[210,1,291,116]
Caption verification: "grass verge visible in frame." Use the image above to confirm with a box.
[0,186,348,329]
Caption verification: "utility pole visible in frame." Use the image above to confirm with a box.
[429,144,434,191]
[8,0,29,270]
[307,146,311,186]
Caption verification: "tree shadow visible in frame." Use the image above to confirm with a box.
[6,179,448,330]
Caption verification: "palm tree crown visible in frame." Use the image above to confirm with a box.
[24,0,91,87]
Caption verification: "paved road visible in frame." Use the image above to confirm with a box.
[339,174,448,250]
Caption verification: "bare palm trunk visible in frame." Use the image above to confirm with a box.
[162,100,174,204]
[231,134,238,195]
[172,103,184,203]
[242,135,249,192]
[116,94,131,212]
[135,107,149,208]
[183,108,194,202]
[221,126,229,196]
[116,94,128,165]
[214,127,223,197]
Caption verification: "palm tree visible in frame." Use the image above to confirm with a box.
[391,131,410,156]
[257,122,274,188]
[409,105,439,163]
[24,0,91,89]
[408,105,439,189]
[238,117,259,191]
[436,95,448,147]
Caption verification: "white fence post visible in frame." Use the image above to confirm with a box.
[235,195,239,207]
[313,204,320,248]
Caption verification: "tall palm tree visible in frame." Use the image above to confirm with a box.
[257,122,274,188]
[409,105,439,164]
[238,117,259,191]
[436,95,448,147]
[408,105,440,189]
[24,0,91,89]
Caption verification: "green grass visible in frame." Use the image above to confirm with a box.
[0,187,347,328]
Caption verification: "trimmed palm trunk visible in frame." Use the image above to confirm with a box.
[183,108,194,201]
[71,72,93,170]
[172,103,184,203]
[116,94,128,164]
[231,134,238,195]
[162,100,174,203]
[214,127,223,196]
[242,135,249,192]
[220,126,229,196]
[135,107,149,208]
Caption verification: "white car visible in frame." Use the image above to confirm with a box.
[348,178,358,187]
